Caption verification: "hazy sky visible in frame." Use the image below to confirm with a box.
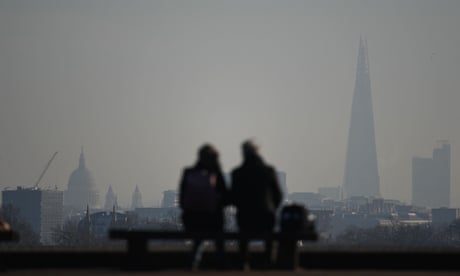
[1,0,459,208]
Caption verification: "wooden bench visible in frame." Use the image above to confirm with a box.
[109,229,318,269]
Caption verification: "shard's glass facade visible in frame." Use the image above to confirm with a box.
[343,38,380,198]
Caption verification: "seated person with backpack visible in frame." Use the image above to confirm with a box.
[179,143,228,268]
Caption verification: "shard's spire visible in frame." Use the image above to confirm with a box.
[343,38,380,198]
[357,36,369,76]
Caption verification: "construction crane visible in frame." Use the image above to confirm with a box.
[33,151,58,190]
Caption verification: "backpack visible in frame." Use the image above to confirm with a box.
[182,170,220,212]
[280,203,313,233]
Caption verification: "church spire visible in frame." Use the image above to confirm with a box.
[104,185,117,210]
[79,146,86,169]
[131,185,143,209]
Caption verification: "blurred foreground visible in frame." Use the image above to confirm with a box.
[1,245,460,274]
[2,270,460,276]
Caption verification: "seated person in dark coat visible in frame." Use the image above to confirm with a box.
[230,139,282,265]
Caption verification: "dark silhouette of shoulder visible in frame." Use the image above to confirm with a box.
[231,162,281,213]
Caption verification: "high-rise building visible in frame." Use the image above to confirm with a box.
[343,38,380,199]
[161,190,177,208]
[64,148,99,211]
[2,187,63,245]
[412,142,450,208]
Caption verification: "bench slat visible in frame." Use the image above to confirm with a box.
[109,229,318,241]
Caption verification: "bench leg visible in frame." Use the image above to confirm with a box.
[276,239,298,270]
[127,238,148,254]
[120,238,150,270]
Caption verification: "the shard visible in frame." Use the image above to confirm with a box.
[343,38,380,198]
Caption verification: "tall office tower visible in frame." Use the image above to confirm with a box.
[412,142,450,208]
[161,190,177,208]
[2,187,63,245]
[64,148,100,211]
[343,38,380,199]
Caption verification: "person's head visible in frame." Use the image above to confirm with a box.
[242,139,261,161]
[196,143,220,170]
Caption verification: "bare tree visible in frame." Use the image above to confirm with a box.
[51,219,89,247]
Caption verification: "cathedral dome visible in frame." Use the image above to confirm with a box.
[68,148,95,190]
[65,148,99,210]
[68,156,94,190]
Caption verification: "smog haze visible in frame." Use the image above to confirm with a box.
[1,0,459,207]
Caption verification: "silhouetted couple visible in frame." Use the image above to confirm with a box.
[178,139,282,269]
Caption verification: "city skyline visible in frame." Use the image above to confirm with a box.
[0,1,459,207]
